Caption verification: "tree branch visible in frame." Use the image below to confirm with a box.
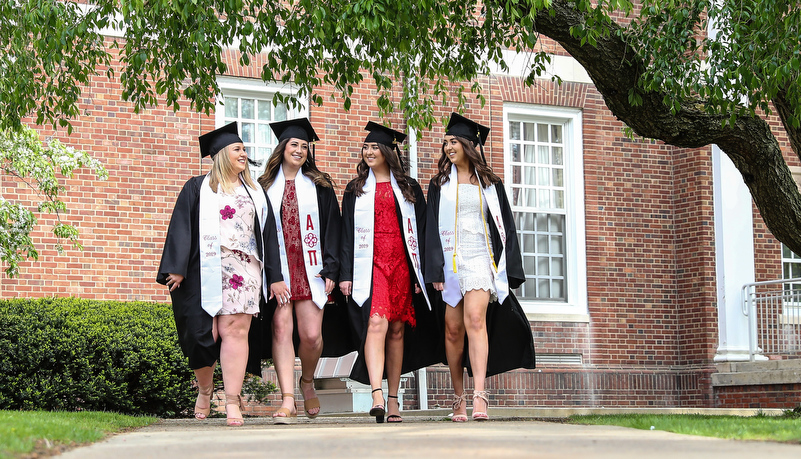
[530,0,801,255]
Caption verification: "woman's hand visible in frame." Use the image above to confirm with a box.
[317,274,335,295]
[415,283,422,294]
[165,273,184,292]
[270,281,291,306]
[433,282,444,292]
[339,281,352,297]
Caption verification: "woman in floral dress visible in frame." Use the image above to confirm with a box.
[158,122,287,427]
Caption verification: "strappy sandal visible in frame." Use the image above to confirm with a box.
[272,393,297,425]
[451,391,468,422]
[472,390,489,421]
[194,383,214,420]
[369,388,385,423]
[225,393,246,427]
[386,394,402,423]
[299,376,321,419]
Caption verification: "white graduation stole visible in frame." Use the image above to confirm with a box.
[352,170,431,309]
[437,164,510,306]
[266,166,327,309]
[199,173,270,317]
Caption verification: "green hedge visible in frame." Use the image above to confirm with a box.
[0,297,194,417]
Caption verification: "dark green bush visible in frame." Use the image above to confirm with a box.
[0,297,194,417]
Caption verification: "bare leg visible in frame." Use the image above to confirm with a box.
[385,320,405,419]
[193,319,220,419]
[444,301,467,420]
[271,302,297,416]
[217,313,252,424]
[294,299,324,417]
[365,314,389,408]
[463,289,490,416]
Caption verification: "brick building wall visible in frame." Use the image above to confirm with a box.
[4,41,798,409]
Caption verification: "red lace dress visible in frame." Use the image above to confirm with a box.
[370,182,415,326]
[281,179,312,301]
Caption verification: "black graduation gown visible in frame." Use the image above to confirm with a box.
[157,175,283,370]
[426,177,536,377]
[340,177,445,385]
[246,181,355,375]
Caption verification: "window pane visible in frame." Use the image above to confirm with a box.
[509,121,520,140]
[526,189,536,207]
[512,187,523,206]
[258,124,270,144]
[523,122,536,141]
[537,123,549,142]
[550,235,564,254]
[257,100,271,120]
[524,255,537,276]
[537,257,550,275]
[538,167,550,186]
[538,145,549,164]
[535,214,548,231]
[552,147,563,165]
[551,124,563,143]
[224,97,238,118]
[274,103,287,121]
[512,143,520,162]
[524,145,535,163]
[553,169,564,187]
[241,122,254,143]
[551,257,563,276]
[551,279,564,299]
[525,166,536,183]
[523,233,535,252]
[538,279,550,297]
[553,190,564,209]
[241,99,255,119]
[513,165,522,184]
[549,215,564,232]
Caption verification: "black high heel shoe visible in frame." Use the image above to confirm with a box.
[369,388,385,423]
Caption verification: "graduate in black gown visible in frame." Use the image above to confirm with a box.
[247,118,350,424]
[339,122,443,423]
[157,122,287,426]
[426,113,535,422]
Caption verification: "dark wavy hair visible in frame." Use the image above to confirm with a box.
[347,143,416,202]
[432,136,500,187]
[258,138,334,190]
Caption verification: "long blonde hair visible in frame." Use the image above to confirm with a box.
[209,144,258,193]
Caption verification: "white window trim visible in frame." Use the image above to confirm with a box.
[503,103,588,321]
[215,76,308,125]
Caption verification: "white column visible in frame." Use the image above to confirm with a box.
[712,145,756,361]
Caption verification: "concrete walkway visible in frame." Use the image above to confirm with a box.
[60,411,801,459]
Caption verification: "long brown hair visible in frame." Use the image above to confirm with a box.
[347,143,416,203]
[257,138,334,190]
[432,136,500,187]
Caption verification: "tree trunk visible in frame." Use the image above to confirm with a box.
[528,1,801,256]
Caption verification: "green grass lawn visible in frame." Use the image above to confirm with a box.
[568,411,801,443]
[0,410,157,459]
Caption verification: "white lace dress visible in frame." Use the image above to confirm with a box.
[455,183,497,302]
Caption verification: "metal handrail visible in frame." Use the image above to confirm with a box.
[741,278,801,362]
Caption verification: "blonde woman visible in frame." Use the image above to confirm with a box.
[158,122,287,426]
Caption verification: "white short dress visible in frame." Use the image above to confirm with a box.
[455,183,497,303]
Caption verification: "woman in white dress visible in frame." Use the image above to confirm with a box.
[426,113,535,422]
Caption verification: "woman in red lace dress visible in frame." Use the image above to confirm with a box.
[340,122,442,423]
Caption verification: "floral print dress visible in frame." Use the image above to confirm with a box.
[219,185,262,315]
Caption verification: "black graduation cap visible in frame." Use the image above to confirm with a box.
[269,117,320,143]
[198,122,243,158]
[445,112,490,146]
[364,121,407,147]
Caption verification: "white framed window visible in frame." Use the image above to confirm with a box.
[215,77,306,180]
[503,104,588,319]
